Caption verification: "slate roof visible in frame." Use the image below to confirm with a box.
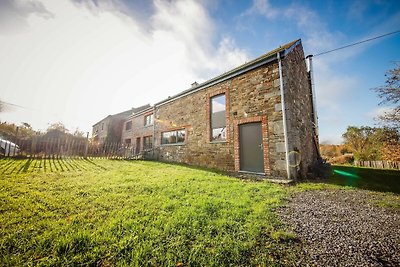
[156,39,301,106]
[92,104,151,127]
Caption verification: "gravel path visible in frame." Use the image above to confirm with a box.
[278,189,400,266]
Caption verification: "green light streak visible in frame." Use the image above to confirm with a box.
[333,169,360,178]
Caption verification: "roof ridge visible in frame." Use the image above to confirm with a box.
[155,39,302,106]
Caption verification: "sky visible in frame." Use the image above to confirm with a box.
[0,0,399,144]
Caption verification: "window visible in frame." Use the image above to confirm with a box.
[125,121,132,131]
[125,138,131,145]
[210,94,226,141]
[161,129,185,145]
[101,123,104,131]
[144,114,153,126]
[143,136,153,149]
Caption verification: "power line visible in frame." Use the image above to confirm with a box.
[313,30,400,57]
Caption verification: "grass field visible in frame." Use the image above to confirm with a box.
[0,158,299,266]
[330,165,400,194]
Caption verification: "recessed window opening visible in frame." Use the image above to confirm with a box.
[161,129,186,145]
[125,121,132,131]
[143,136,153,149]
[144,114,153,126]
[211,94,226,141]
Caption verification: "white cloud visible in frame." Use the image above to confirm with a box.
[312,59,358,111]
[0,0,54,34]
[242,0,368,144]
[244,0,278,20]
[368,106,395,120]
[0,0,248,132]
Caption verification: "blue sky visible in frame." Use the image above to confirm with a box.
[0,0,399,143]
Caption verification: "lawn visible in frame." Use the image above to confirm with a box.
[330,165,400,194]
[0,158,298,266]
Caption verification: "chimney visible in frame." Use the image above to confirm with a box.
[191,81,199,88]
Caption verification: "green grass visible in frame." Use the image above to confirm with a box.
[329,165,400,194]
[293,165,400,210]
[0,158,298,266]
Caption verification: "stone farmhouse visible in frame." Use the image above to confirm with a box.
[95,39,320,180]
[92,104,150,144]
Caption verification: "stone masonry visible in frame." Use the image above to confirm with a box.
[282,44,319,179]
[100,39,319,180]
[122,107,154,152]
[148,39,320,179]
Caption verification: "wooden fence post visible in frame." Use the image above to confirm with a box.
[84,132,89,159]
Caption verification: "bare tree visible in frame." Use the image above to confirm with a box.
[373,62,400,128]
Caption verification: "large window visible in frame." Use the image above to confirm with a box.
[143,136,153,149]
[125,121,132,131]
[144,114,153,126]
[210,94,226,141]
[161,129,186,145]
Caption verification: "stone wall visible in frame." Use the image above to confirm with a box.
[282,43,319,179]
[92,117,111,144]
[154,80,234,171]
[117,41,319,179]
[122,111,154,151]
[154,60,289,178]
[121,119,133,144]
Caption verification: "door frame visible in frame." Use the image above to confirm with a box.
[135,137,141,154]
[234,116,270,175]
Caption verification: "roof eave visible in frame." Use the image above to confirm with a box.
[155,39,301,107]
[155,52,280,107]
[127,106,155,119]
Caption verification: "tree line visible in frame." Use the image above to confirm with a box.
[322,63,399,163]
[0,121,86,144]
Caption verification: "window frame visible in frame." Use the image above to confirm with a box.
[210,93,227,142]
[143,135,153,150]
[124,138,131,145]
[144,113,154,127]
[125,121,132,131]
[160,128,186,146]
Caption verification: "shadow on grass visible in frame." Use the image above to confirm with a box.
[18,158,33,173]
[83,158,108,170]
[324,165,400,194]
[145,159,229,176]
[1,157,102,174]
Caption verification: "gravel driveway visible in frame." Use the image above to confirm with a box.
[278,189,400,266]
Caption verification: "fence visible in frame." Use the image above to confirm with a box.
[0,137,151,159]
[354,160,400,170]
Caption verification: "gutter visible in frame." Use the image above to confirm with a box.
[277,52,291,179]
[130,106,154,118]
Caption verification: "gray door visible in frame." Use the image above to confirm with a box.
[239,122,264,173]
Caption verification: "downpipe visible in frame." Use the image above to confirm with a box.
[277,52,291,179]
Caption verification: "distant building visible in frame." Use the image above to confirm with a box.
[121,105,154,153]
[92,105,150,144]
